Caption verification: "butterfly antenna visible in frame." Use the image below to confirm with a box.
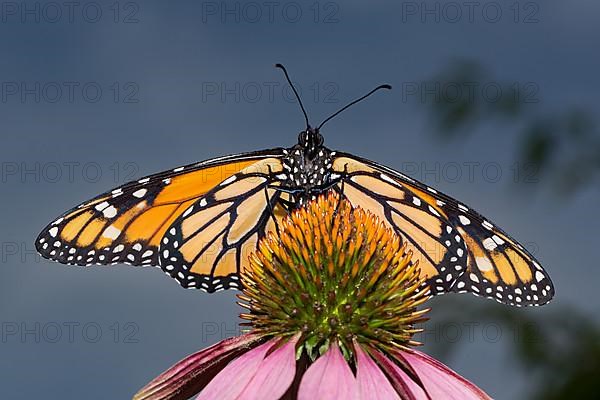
[275,63,310,129]
[264,166,281,235]
[317,84,391,131]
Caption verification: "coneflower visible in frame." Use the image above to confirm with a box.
[134,192,492,399]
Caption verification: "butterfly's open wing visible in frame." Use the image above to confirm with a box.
[333,153,554,307]
[157,157,288,292]
[35,149,284,268]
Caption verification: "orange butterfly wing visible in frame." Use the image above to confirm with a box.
[158,157,288,291]
[35,150,284,269]
[333,153,554,307]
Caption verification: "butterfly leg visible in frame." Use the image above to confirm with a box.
[268,180,303,211]
[264,166,282,235]
[270,185,305,195]
[335,177,345,214]
[310,179,342,194]
[333,164,349,215]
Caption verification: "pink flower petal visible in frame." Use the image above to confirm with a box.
[237,336,299,400]
[196,339,275,400]
[134,333,262,400]
[355,344,401,400]
[400,349,492,400]
[298,342,358,400]
[371,350,429,400]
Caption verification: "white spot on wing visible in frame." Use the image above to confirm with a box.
[220,175,237,186]
[380,173,399,186]
[102,226,121,239]
[142,250,153,258]
[428,205,440,217]
[482,238,497,251]
[183,206,194,217]
[103,205,117,219]
[133,188,147,198]
[535,271,545,282]
[492,235,505,245]
[475,256,493,272]
[459,215,470,225]
[95,201,110,212]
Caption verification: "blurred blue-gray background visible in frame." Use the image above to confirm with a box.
[1,1,599,398]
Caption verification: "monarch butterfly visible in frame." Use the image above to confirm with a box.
[36,64,554,307]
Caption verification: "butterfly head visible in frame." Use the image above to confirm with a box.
[298,127,324,157]
[276,63,389,159]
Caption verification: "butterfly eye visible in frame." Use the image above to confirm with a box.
[298,130,309,145]
[317,132,324,146]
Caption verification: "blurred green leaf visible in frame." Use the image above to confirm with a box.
[422,60,599,196]
[520,121,556,169]
[424,298,600,400]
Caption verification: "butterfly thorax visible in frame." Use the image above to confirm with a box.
[280,129,334,203]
